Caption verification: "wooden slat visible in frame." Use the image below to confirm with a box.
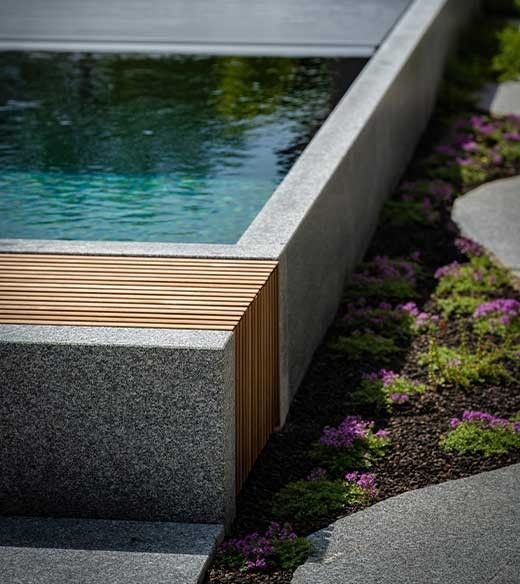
[234,266,279,493]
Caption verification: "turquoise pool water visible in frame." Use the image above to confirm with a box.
[0,53,354,243]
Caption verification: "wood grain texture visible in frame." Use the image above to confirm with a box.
[0,253,276,329]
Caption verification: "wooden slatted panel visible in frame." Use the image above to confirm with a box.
[0,252,280,493]
[235,266,279,492]
[0,254,277,330]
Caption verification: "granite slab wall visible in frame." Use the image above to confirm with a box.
[239,0,481,418]
[0,326,235,524]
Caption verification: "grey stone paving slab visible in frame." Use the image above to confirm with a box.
[0,0,411,56]
[0,517,223,584]
[452,176,520,278]
[479,81,520,116]
[292,464,520,584]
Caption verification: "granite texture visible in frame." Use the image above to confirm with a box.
[479,81,520,116]
[0,336,236,524]
[241,0,481,418]
[452,176,520,275]
[0,0,410,56]
[0,324,232,350]
[292,464,520,584]
[0,517,223,584]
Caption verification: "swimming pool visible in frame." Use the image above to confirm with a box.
[0,52,355,243]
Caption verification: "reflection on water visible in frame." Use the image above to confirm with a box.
[0,53,362,243]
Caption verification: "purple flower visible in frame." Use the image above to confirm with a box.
[503,131,520,142]
[449,417,461,429]
[320,416,372,448]
[454,237,482,257]
[492,153,503,165]
[220,522,301,571]
[456,157,473,167]
[344,471,378,497]
[375,429,390,439]
[389,392,410,404]
[473,299,520,319]
[434,261,461,279]
[435,144,458,156]
[398,301,439,330]
[461,410,509,428]
[461,140,479,152]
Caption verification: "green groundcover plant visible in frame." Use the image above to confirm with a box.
[433,254,511,318]
[493,24,520,81]
[344,255,421,303]
[441,411,520,456]
[310,416,389,474]
[473,298,520,338]
[328,332,401,363]
[419,337,512,389]
[271,470,377,525]
[352,369,428,413]
[217,522,311,573]
[336,301,416,342]
[428,113,520,188]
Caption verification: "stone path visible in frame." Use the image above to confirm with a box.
[479,81,520,117]
[292,464,520,584]
[452,175,520,280]
[0,517,222,584]
[458,66,520,280]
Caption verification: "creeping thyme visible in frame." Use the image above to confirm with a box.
[217,523,310,573]
[399,301,440,333]
[433,254,510,317]
[441,411,520,456]
[310,416,389,473]
[272,472,378,526]
[352,369,428,413]
[473,298,520,337]
[344,255,421,302]
[419,338,511,389]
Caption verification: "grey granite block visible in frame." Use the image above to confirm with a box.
[292,464,520,584]
[452,176,520,273]
[0,517,223,584]
[0,332,235,524]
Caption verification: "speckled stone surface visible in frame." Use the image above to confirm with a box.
[0,517,223,584]
[0,335,235,524]
[292,465,520,584]
[452,176,520,279]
